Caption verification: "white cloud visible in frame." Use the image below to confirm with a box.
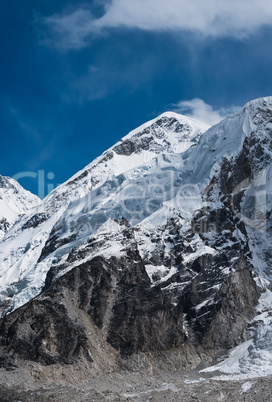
[41,1,272,49]
[99,0,272,35]
[173,98,240,126]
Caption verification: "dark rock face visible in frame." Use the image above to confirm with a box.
[114,139,137,156]
[0,299,89,365]
[0,218,10,233]
[0,252,186,366]
[204,258,260,348]
[0,241,260,370]
[22,213,48,230]
[186,256,260,348]
[0,175,17,191]
[113,116,195,156]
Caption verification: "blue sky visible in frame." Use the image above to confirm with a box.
[2,0,272,197]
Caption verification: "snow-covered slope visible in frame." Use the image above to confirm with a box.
[0,111,208,313]
[43,111,209,213]
[0,175,40,239]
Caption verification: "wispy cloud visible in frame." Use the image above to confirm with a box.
[39,9,99,50]
[40,1,272,50]
[173,98,240,126]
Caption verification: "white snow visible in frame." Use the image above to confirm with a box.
[145,264,178,285]
[194,299,211,311]
[0,176,40,239]
[123,382,178,399]
[183,244,217,263]
[201,340,253,376]
[201,289,272,380]
[241,381,254,393]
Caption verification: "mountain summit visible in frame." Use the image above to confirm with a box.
[0,175,40,239]
[1,97,272,381]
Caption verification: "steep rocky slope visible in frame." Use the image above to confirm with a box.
[1,98,272,379]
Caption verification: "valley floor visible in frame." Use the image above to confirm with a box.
[0,364,272,402]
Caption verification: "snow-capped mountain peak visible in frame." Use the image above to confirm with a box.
[0,175,40,239]
[41,111,209,215]
[0,110,209,314]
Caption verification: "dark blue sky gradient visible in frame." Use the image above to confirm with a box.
[1,1,272,196]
